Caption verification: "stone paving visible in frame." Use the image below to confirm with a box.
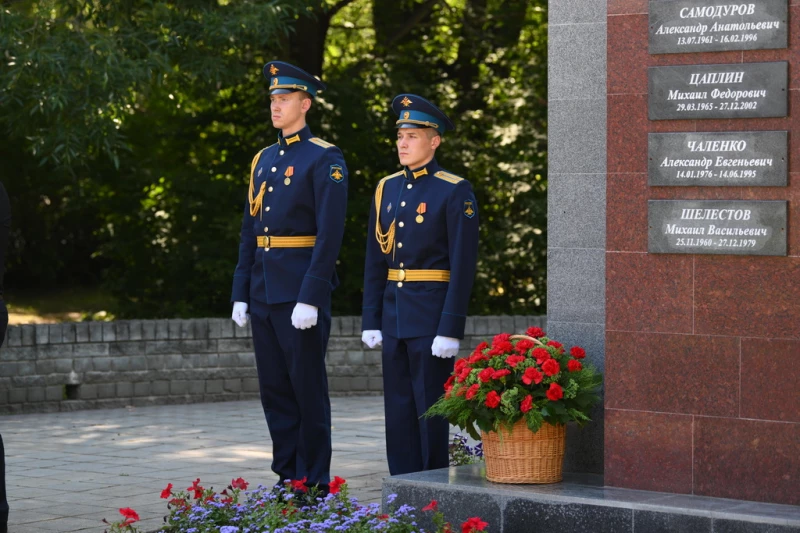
[0,397,405,532]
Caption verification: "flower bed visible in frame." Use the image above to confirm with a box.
[103,477,490,533]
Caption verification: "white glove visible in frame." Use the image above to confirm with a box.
[291,302,318,330]
[361,330,383,349]
[232,302,249,328]
[431,336,460,358]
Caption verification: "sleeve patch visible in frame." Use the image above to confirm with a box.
[330,164,345,183]
[464,199,476,218]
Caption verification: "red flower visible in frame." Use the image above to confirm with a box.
[231,477,249,490]
[526,326,545,338]
[422,500,439,512]
[168,498,187,509]
[220,497,233,504]
[542,358,560,376]
[520,394,533,413]
[160,483,173,499]
[468,352,489,364]
[444,375,456,390]
[568,359,582,372]
[478,368,494,383]
[329,476,346,494]
[471,341,489,355]
[514,339,534,355]
[505,355,526,368]
[570,346,586,359]
[488,341,513,356]
[522,367,543,385]
[188,478,204,499]
[455,358,469,372]
[456,386,467,397]
[485,391,501,408]
[532,347,550,364]
[465,383,481,400]
[289,477,308,493]
[546,382,564,401]
[492,333,511,346]
[491,369,511,380]
[119,508,140,525]
[457,366,473,383]
[378,514,390,520]
[547,340,564,352]
[462,516,489,533]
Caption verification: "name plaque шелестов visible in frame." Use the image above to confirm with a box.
[648,62,788,120]
[648,200,786,255]
[649,0,788,54]
[648,131,787,186]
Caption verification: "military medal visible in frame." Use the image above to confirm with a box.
[416,202,426,223]
[284,166,293,186]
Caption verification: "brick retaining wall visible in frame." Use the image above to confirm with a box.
[0,316,545,414]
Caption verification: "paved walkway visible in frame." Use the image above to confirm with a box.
[0,397,403,532]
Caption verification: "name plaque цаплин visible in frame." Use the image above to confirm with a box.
[648,61,788,120]
[648,131,787,186]
[649,0,788,54]
[648,200,786,255]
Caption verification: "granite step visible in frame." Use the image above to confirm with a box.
[382,465,800,532]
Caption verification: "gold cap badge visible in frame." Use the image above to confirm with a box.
[269,64,279,75]
[401,96,413,107]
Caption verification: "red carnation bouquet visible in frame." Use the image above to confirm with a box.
[425,327,602,440]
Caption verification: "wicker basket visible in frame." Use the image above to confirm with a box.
[481,419,566,484]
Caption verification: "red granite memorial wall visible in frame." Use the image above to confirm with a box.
[604,0,799,505]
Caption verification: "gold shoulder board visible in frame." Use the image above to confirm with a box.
[309,137,335,149]
[380,170,405,184]
[434,170,464,184]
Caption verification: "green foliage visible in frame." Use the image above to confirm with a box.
[1,0,547,318]
[425,329,603,439]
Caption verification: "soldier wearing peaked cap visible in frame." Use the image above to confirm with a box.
[230,61,348,494]
[361,94,479,475]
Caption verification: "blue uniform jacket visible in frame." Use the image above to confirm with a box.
[231,125,348,309]
[362,158,479,339]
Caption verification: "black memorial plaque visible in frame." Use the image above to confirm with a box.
[648,200,786,255]
[648,62,788,120]
[648,131,788,186]
[649,0,788,54]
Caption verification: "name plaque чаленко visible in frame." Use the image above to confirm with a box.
[648,131,787,186]
[648,62,788,120]
[649,0,788,54]
[648,200,786,255]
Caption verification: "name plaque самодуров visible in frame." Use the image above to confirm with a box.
[648,62,788,120]
[648,131,787,186]
[648,200,786,255]
[649,0,788,54]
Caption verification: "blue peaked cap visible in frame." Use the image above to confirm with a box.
[391,94,454,135]
[263,61,326,97]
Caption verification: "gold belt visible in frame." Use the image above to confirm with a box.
[256,235,316,249]
[387,269,450,282]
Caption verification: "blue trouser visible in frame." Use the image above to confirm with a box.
[1,301,7,527]
[249,300,332,487]
[382,334,455,475]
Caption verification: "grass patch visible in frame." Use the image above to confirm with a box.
[5,286,117,324]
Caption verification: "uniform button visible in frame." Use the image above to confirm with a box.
[407,184,413,189]
[268,186,274,192]
[397,282,403,288]
[279,150,285,155]
[401,201,406,207]
[271,167,277,172]
[399,262,404,268]
[397,242,403,248]
[398,221,404,228]
[265,206,271,212]
[265,248,270,252]
[264,227,269,233]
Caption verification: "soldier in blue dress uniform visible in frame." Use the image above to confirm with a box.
[231,61,348,493]
[361,94,479,475]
